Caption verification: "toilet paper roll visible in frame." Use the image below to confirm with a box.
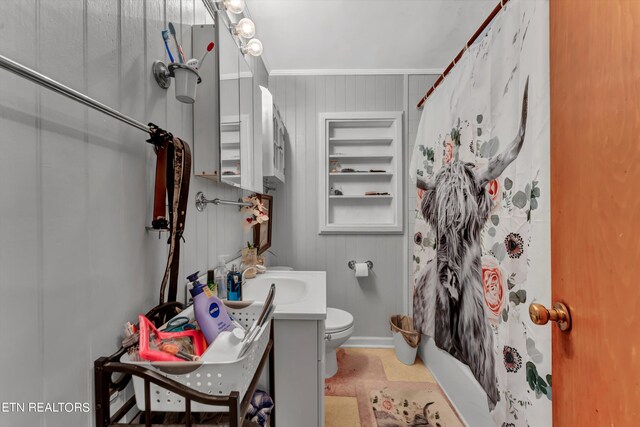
[354,262,369,277]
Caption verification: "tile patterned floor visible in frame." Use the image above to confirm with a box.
[324,348,463,427]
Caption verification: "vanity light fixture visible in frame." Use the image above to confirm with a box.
[241,38,263,56]
[221,0,245,14]
[233,18,256,38]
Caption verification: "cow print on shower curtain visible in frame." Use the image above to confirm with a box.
[410,1,551,425]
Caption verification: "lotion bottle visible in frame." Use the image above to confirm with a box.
[188,275,235,345]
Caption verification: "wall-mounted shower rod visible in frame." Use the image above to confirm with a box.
[416,0,511,109]
[0,54,152,134]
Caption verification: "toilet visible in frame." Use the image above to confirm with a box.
[324,307,354,378]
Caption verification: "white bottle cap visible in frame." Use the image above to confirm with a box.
[232,328,245,342]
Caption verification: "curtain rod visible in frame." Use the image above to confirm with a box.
[416,0,510,109]
[0,54,152,134]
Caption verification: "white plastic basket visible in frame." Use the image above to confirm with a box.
[121,301,271,412]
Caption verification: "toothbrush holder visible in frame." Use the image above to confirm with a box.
[152,60,202,104]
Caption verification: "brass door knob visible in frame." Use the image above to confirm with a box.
[529,302,571,331]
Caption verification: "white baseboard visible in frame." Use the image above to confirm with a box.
[343,336,394,348]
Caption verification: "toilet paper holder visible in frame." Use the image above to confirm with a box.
[347,260,373,271]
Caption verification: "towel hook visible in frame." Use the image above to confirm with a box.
[195,191,253,212]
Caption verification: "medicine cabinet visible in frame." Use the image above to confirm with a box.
[192,16,263,193]
[259,86,286,184]
[318,111,403,234]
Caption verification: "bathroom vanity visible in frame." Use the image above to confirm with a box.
[243,271,327,427]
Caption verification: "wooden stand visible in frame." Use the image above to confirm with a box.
[94,308,275,427]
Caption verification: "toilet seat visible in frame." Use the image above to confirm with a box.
[325,308,354,333]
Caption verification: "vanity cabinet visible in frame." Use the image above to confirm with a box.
[273,319,324,427]
[242,271,327,427]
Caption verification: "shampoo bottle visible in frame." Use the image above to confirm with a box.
[188,273,235,345]
[227,264,242,301]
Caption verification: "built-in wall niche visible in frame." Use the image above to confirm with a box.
[318,112,403,234]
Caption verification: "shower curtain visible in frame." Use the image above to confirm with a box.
[409,0,550,425]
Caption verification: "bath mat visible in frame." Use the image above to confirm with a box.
[324,349,463,427]
[325,348,387,397]
[355,380,463,427]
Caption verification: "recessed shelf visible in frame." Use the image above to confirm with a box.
[329,172,393,177]
[330,120,394,128]
[319,112,403,234]
[329,154,393,161]
[329,137,393,145]
[329,194,393,199]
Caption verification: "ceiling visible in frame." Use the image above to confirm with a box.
[245,0,496,74]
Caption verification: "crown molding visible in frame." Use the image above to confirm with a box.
[269,68,444,77]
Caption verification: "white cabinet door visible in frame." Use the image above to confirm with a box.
[273,319,321,427]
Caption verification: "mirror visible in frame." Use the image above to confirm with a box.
[238,48,255,190]
[218,14,242,187]
[214,12,263,192]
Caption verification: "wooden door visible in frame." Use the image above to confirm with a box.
[550,0,640,425]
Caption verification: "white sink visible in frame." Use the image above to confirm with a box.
[242,271,326,320]
[243,276,308,305]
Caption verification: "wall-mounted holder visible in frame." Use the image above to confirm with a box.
[145,226,171,239]
[152,60,202,104]
[347,260,373,271]
[195,191,253,212]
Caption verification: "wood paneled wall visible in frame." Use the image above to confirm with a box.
[269,74,408,340]
[0,2,261,425]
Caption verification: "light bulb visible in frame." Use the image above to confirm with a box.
[222,0,245,14]
[234,18,256,38]
[242,38,263,56]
